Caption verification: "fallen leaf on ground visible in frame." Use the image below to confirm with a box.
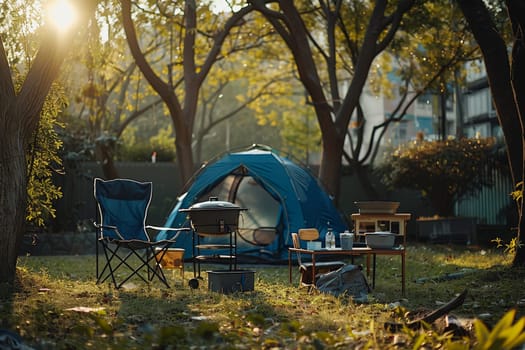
[66,306,106,313]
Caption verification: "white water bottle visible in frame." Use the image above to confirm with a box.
[325,223,334,249]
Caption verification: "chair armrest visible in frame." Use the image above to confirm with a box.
[93,222,125,240]
[146,226,191,241]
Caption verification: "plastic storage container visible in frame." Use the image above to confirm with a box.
[207,270,255,294]
[365,232,395,249]
[340,231,354,250]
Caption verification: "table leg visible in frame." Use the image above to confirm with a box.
[372,253,377,288]
[311,254,316,285]
[401,251,406,296]
[288,250,292,284]
[365,253,371,278]
[192,231,196,278]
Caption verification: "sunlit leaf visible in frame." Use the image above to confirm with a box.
[473,319,490,345]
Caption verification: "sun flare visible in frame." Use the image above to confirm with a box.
[46,0,78,33]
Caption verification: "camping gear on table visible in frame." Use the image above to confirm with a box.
[354,201,400,214]
[291,232,345,287]
[340,231,354,250]
[156,144,348,262]
[365,232,396,249]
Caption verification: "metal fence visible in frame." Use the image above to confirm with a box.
[51,161,516,245]
[456,165,514,226]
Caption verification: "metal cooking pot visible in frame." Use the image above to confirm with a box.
[180,197,247,235]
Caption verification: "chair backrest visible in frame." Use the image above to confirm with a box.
[298,228,319,241]
[94,178,152,241]
[291,232,303,265]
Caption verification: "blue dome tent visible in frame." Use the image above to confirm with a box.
[157,144,348,262]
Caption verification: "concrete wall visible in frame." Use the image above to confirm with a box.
[52,162,183,232]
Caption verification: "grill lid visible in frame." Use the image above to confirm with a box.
[180,197,245,211]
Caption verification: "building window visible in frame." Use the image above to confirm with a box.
[466,88,490,119]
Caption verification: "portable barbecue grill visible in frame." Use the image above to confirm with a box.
[180,197,247,283]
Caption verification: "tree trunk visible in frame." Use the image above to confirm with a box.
[457,0,523,185]
[174,125,196,184]
[506,0,525,266]
[0,137,27,285]
[95,141,119,180]
[458,0,525,265]
[429,188,455,218]
[318,136,344,205]
[352,163,380,199]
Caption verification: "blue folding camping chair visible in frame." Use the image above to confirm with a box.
[94,178,189,289]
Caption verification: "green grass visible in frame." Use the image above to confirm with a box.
[2,244,525,349]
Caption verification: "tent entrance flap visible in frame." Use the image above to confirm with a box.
[196,174,282,252]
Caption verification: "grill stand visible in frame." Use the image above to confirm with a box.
[192,222,238,279]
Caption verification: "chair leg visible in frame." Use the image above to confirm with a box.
[179,263,184,283]
[97,243,171,289]
[139,246,170,288]
[97,243,125,288]
[102,248,148,288]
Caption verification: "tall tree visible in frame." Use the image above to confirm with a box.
[249,0,424,200]
[0,0,96,284]
[120,0,274,183]
[457,0,525,266]
[247,0,478,201]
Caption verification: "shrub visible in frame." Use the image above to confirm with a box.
[377,137,498,217]
[117,142,175,162]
